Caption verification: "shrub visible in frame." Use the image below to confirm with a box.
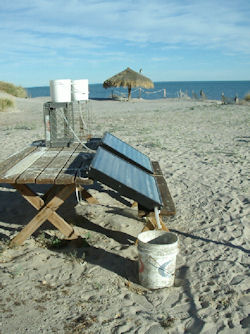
[244,92,250,101]
[0,81,27,98]
[0,98,14,112]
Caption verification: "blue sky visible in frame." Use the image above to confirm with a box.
[1,0,250,87]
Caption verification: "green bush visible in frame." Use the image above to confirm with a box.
[244,92,250,101]
[0,81,27,98]
[0,98,14,112]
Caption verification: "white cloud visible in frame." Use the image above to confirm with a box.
[1,0,250,84]
[1,0,250,52]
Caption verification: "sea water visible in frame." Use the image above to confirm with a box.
[26,81,250,101]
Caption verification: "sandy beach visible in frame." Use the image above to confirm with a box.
[0,94,249,333]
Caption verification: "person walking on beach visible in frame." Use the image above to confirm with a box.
[200,90,206,100]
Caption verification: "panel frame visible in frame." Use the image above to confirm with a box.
[88,147,162,211]
[101,132,153,173]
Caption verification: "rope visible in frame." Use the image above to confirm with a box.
[58,109,95,153]
[112,88,166,97]
[75,169,83,203]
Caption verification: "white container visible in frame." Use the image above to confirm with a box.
[138,230,179,289]
[50,79,71,103]
[71,79,89,101]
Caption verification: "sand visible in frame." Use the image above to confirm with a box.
[0,93,249,333]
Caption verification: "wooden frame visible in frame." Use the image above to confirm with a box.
[0,145,175,246]
[9,184,78,246]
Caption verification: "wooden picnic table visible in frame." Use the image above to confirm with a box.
[0,143,95,246]
[0,143,175,246]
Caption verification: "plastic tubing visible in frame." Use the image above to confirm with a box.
[154,206,162,229]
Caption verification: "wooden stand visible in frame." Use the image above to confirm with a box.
[10,184,99,246]
[0,145,175,246]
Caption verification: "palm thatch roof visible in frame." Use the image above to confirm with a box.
[103,67,154,99]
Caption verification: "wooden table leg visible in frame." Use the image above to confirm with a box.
[143,214,170,232]
[135,214,170,245]
[10,183,78,246]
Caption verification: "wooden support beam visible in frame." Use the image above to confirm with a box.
[78,186,99,204]
[10,183,78,246]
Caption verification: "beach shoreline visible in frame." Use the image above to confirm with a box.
[0,96,249,333]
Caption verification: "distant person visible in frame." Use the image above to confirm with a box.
[200,90,206,99]
[221,92,225,104]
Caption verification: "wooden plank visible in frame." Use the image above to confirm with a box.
[10,207,54,246]
[135,215,169,245]
[12,183,74,235]
[154,175,176,216]
[16,149,63,184]
[80,187,99,204]
[11,184,44,209]
[55,147,89,184]
[36,146,77,184]
[10,184,76,246]
[14,183,77,237]
[0,146,37,183]
[151,160,162,175]
[46,183,76,209]
[49,211,77,238]
[42,184,65,204]
[152,161,176,216]
[147,215,170,231]
[1,148,47,184]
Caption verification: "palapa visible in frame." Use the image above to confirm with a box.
[103,67,154,99]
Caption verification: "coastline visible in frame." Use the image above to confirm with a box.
[25,80,250,100]
[0,95,249,333]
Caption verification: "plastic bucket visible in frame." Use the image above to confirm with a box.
[138,230,178,289]
[50,79,71,102]
[71,79,89,101]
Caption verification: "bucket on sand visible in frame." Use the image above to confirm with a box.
[138,230,179,289]
[50,79,71,103]
[71,79,89,101]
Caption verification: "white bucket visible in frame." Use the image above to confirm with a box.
[138,230,179,289]
[71,79,89,101]
[50,79,71,103]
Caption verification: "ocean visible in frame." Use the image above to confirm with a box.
[26,81,250,101]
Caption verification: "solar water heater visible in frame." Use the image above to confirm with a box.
[88,146,162,211]
[100,132,153,173]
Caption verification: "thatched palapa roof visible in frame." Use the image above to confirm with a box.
[103,67,154,99]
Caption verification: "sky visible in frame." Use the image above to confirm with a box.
[1,0,250,87]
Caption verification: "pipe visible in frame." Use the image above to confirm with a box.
[154,206,162,229]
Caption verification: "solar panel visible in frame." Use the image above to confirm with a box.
[101,132,153,173]
[88,147,162,211]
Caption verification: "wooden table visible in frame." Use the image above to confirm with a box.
[0,144,176,246]
[0,144,95,246]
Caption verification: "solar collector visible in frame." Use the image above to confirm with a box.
[88,147,162,211]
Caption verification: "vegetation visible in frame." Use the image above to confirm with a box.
[244,92,250,101]
[0,80,27,98]
[0,98,14,112]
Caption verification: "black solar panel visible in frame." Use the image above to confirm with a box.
[88,147,162,211]
[101,132,153,173]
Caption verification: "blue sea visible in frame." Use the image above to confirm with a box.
[26,81,250,101]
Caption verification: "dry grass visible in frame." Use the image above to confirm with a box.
[244,92,250,101]
[0,98,14,112]
[0,81,27,98]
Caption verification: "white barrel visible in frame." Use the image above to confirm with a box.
[71,79,89,101]
[138,230,179,289]
[50,79,71,102]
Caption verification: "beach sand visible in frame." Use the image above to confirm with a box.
[0,93,249,333]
